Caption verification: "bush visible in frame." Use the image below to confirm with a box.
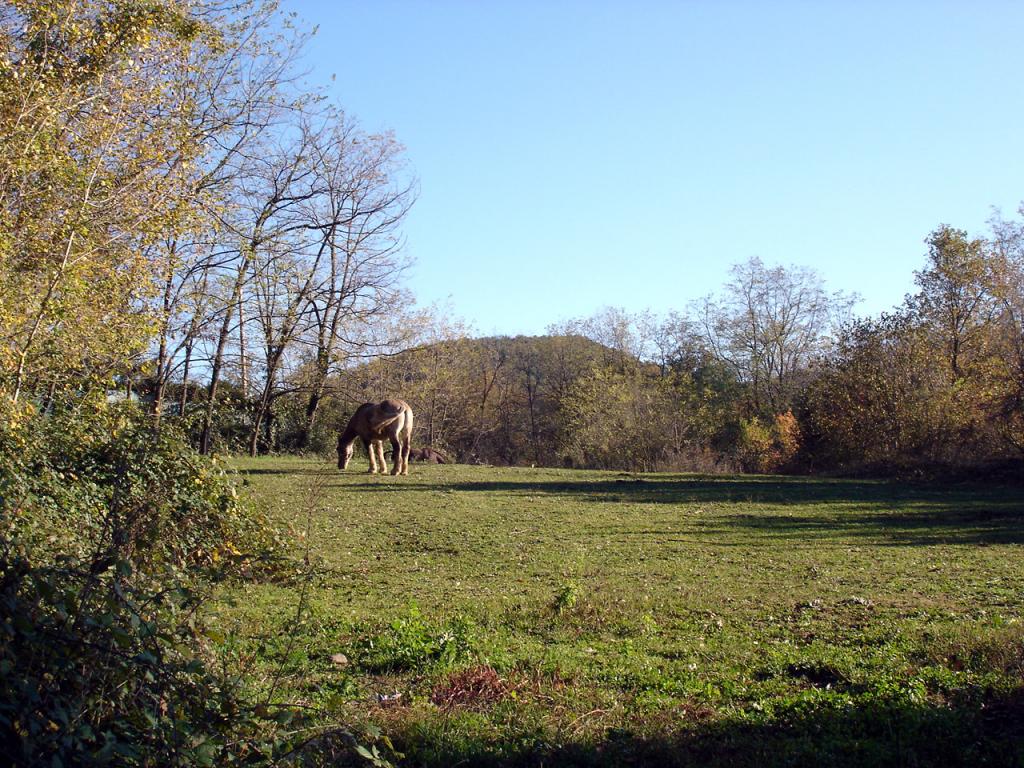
[0,402,296,766]
[736,417,775,473]
[0,548,282,766]
[0,402,279,575]
[735,412,802,473]
[772,411,801,469]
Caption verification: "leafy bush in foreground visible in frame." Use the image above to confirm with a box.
[0,550,283,766]
[0,403,295,766]
[0,403,279,574]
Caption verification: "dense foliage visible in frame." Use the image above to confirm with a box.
[804,223,1024,476]
[1,405,266,568]
[0,403,292,766]
[325,335,744,472]
[0,0,202,401]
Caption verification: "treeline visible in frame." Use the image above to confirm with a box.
[111,216,1023,479]
[806,221,1024,475]
[299,222,1024,477]
[302,273,822,472]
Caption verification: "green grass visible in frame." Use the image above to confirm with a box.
[212,456,1024,766]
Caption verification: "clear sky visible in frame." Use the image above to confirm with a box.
[284,0,1024,336]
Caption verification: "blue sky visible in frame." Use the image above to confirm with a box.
[286,0,1024,336]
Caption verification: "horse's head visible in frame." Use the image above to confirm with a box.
[337,438,355,470]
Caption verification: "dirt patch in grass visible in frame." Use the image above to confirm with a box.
[431,665,511,710]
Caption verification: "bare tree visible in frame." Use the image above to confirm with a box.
[296,117,417,448]
[696,257,856,415]
[209,110,417,455]
[203,119,324,454]
[146,0,313,429]
[549,307,657,368]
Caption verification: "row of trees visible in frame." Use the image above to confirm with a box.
[280,220,1022,477]
[303,255,852,472]
[0,0,417,456]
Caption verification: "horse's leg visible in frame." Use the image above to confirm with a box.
[375,441,388,474]
[389,434,402,476]
[364,438,376,473]
[400,412,413,475]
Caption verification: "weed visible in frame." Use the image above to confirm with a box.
[552,580,581,615]
[354,606,476,673]
[430,664,511,710]
[640,611,659,636]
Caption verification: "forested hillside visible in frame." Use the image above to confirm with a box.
[236,235,1024,479]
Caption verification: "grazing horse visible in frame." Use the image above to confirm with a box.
[337,399,414,476]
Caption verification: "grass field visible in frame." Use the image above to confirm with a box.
[214,456,1024,766]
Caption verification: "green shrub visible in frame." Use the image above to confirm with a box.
[0,402,299,766]
[552,580,581,615]
[0,402,280,576]
[0,548,284,766]
[355,607,477,674]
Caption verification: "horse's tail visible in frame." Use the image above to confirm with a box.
[403,406,414,439]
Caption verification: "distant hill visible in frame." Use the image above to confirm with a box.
[325,333,657,467]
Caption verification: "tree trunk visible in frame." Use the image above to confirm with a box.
[301,390,324,450]
[152,242,178,427]
[299,346,331,449]
[200,254,252,454]
[248,345,284,457]
[239,299,248,399]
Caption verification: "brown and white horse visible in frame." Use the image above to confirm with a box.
[337,399,414,476]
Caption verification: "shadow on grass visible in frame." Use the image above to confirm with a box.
[705,507,1024,546]
[342,474,1001,506]
[236,466,335,476]
[386,688,1024,768]
[342,475,1024,546]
